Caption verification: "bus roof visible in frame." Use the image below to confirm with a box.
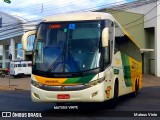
[43,12,115,22]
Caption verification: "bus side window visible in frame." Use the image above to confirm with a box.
[114,22,141,62]
[104,47,110,65]
[114,22,123,54]
[114,38,119,54]
[114,48,118,54]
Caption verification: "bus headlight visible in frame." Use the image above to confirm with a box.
[86,77,105,87]
[31,80,43,88]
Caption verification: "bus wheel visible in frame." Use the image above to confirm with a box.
[131,80,139,98]
[109,82,119,109]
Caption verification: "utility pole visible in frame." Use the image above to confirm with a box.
[8,54,12,86]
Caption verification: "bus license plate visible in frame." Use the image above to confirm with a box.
[57,94,70,99]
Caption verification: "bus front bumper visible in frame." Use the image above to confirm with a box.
[31,83,106,102]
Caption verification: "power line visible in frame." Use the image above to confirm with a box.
[126,13,159,29]
[122,0,160,26]
[11,0,82,11]
[2,0,122,24]
[10,0,124,12]
[4,0,128,20]
[0,0,157,32]
[2,0,98,16]
[0,0,129,29]
[4,0,150,30]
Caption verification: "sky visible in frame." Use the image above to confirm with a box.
[0,0,135,20]
[0,0,136,57]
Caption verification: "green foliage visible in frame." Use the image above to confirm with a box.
[4,0,11,4]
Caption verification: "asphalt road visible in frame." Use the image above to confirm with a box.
[0,86,160,116]
[0,74,160,119]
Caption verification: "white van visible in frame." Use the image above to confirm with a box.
[10,61,32,77]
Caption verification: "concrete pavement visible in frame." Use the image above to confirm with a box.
[0,75,31,90]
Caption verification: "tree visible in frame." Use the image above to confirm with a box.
[4,0,11,4]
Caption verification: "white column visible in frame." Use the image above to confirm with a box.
[2,45,6,68]
[23,50,25,60]
[155,0,160,77]
[10,38,15,60]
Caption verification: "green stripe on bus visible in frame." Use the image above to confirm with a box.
[63,74,96,84]
[121,53,132,87]
[77,74,96,84]
[63,77,81,84]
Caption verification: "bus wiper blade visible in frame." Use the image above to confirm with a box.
[47,42,66,72]
[68,50,82,73]
[47,55,62,72]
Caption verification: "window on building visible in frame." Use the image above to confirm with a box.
[5,63,10,68]
[27,34,35,51]
[5,45,9,60]
[16,43,23,59]
[0,45,2,61]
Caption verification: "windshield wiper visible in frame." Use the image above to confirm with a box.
[67,49,81,73]
[47,42,66,72]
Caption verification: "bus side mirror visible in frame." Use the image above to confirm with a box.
[22,31,36,51]
[102,28,109,47]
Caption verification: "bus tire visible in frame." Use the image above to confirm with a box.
[131,80,139,98]
[109,82,119,109]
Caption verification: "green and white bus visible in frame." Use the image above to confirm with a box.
[22,12,142,107]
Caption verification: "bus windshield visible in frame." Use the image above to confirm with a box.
[33,20,105,73]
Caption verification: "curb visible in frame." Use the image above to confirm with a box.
[0,86,15,90]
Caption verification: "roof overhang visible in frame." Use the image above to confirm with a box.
[140,48,154,53]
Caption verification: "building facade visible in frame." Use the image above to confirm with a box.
[1,0,160,77]
[0,12,36,68]
[99,0,160,77]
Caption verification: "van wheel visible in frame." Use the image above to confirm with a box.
[13,75,18,78]
[109,82,119,109]
[1,74,5,78]
[19,74,24,78]
[131,80,139,98]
